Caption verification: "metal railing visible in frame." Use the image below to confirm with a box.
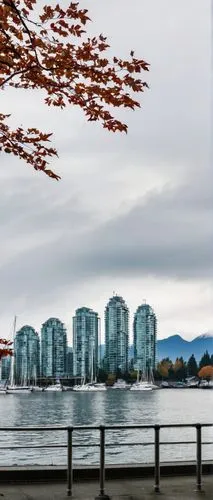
[0,423,212,499]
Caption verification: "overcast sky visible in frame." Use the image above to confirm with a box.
[0,0,212,344]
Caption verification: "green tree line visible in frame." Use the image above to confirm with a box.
[156,351,213,381]
[98,350,213,384]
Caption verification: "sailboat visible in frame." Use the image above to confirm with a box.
[0,388,7,394]
[31,365,43,392]
[73,376,87,391]
[73,345,106,392]
[130,369,153,391]
[148,368,160,390]
[6,317,32,394]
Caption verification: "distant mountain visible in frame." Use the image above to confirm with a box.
[157,333,213,362]
[99,333,213,364]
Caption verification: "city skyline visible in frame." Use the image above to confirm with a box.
[1,303,212,383]
[0,1,211,345]
[3,297,157,380]
[2,291,213,348]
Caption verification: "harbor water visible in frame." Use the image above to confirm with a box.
[0,389,212,466]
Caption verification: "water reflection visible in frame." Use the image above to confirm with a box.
[0,389,212,466]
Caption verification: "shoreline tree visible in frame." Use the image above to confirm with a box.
[199,350,211,370]
[0,0,149,179]
[198,365,213,384]
[187,354,198,377]
[0,338,13,360]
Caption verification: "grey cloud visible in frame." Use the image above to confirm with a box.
[74,178,213,280]
[0,172,212,315]
[0,0,211,337]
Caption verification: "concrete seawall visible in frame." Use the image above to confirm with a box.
[0,461,212,483]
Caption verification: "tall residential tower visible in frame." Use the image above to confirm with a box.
[41,318,67,378]
[105,295,129,374]
[14,325,40,384]
[133,303,157,374]
[73,307,99,380]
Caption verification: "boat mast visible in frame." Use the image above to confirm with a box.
[10,315,17,387]
[91,342,94,384]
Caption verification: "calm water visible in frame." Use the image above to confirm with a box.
[0,389,212,466]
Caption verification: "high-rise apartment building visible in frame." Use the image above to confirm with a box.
[14,325,40,384]
[1,355,11,382]
[41,318,67,378]
[73,307,99,380]
[105,295,129,374]
[66,347,73,377]
[133,303,157,374]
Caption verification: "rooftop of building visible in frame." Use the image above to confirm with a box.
[75,307,98,315]
[106,295,129,307]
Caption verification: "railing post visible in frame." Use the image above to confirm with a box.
[196,424,202,492]
[154,425,160,493]
[67,426,73,497]
[95,425,110,500]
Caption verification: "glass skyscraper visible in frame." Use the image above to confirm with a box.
[41,318,67,378]
[73,307,99,380]
[66,346,73,377]
[105,295,129,374]
[14,325,40,384]
[133,303,157,374]
[1,355,11,382]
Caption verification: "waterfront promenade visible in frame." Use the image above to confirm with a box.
[0,476,213,500]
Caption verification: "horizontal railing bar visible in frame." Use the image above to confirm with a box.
[0,427,68,432]
[0,445,67,450]
[74,440,213,447]
[0,423,212,432]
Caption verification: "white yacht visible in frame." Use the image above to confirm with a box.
[130,382,153,391]
[7,386,32,394]
[88,383,106,391]
[0,387,7,395]
[199,379,210,388]
[73,382,106,392]
[44,380,63,392]
[31,385,44,392]
[112,379,130,390]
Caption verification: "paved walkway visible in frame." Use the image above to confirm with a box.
[0,476,212,500]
